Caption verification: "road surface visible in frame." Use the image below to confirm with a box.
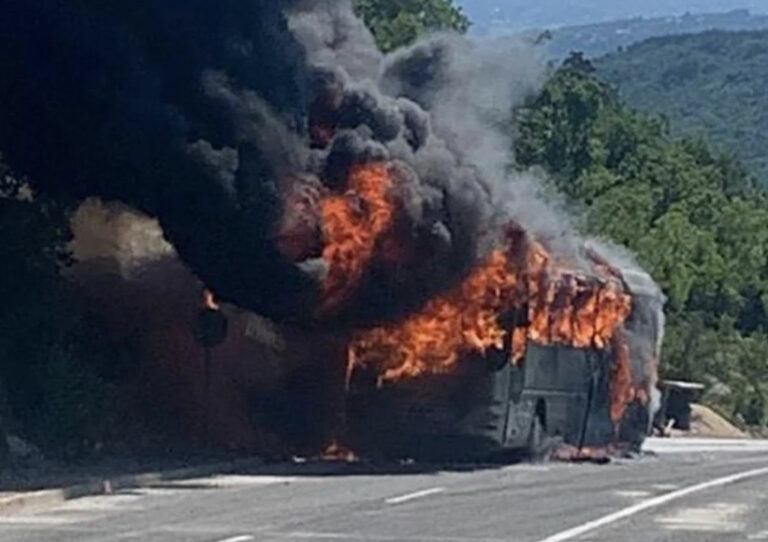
[1,438,768,542]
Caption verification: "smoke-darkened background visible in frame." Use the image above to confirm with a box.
[0,0,555,325]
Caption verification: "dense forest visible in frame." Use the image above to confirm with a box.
[0,160,125,463]
[1,0,767,466]
[595,29,768,180]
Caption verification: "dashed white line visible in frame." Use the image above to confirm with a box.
[216,536,255,542]
[537,465,768,542]
[614,490,652,499]
[644,437,768,454]
[656,502,748,532]
[385,487,445,505]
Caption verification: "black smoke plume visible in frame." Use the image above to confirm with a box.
[0,0,545,324]
[1,0,316,319]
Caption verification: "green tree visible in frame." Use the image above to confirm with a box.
[517,54,768,426]
[354,0,470,53]
[0,157,118,459]
[594,29,768,183]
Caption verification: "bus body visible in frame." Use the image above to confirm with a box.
[347,343,611,459]
[347,268,664,460]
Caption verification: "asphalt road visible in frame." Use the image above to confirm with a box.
[1,438,768,542]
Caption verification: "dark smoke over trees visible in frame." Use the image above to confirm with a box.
[0,0,545,325]
[0,0,312,319]
[0,159,124,459]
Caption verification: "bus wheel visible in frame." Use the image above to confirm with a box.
[527,415,549,462]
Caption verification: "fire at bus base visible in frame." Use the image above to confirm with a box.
[3,1,665,462]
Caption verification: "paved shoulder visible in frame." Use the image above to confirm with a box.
[1,441,768,542]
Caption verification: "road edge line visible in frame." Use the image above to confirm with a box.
[538,465,768,542]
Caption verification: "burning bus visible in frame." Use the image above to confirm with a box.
[342,225,665,460]
[8,1,666,461]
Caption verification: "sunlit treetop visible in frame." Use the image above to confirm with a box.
[354,0,471,53]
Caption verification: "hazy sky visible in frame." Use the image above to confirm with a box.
[456,1,768,32]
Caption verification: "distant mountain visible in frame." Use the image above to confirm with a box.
[457,0,768,34]
[594,29,768,179]
[542,10,768,60]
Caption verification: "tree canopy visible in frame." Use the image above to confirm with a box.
[354,0,470,52]
[0,159,119,459]
[517,55,768,426]
[595,29,768,182]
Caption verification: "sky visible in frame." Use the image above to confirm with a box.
[456,1,768,32]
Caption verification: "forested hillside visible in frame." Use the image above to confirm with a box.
[460,0,768,35]
[516,55,768,426]
[543,10,768,60]
[595,29,768,180]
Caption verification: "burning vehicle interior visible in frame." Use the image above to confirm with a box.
[0,0,666,463]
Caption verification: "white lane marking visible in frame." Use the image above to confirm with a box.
[502,465,551,473]
[644,437,768,454]
[614,490,652,499]
[749,530,768,540]
[216,536,255,542]
[385,487,445,505]
[537,465,768,542]
[656,502,748,532]
[648,446,768,454]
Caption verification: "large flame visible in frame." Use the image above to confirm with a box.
[311,161,644,441]
[319,163,395,314]
[348,227,633,385]
[350,249,522,383]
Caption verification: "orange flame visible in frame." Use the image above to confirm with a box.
[313,164,639,435]
[552,444,612,464]
[610,331,635,423]
[319,163,395,314]
[350,249,521,383]
[349,231,633,385]
[203,289,220,311]
[321,440,360,462]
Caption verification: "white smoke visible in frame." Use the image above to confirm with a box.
[69,199,175,279]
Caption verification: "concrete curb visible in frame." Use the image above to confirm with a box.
[0,457,263,516]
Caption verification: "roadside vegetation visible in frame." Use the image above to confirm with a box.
[0,160,125,463]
